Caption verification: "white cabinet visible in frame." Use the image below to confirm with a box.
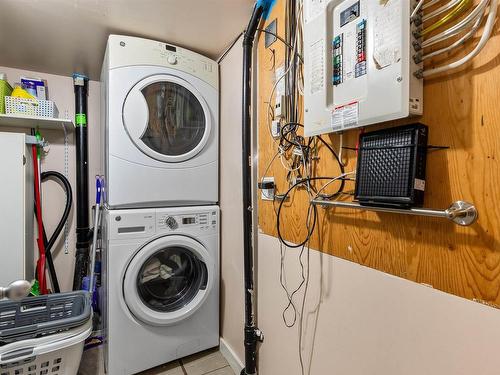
[0,132,34,286]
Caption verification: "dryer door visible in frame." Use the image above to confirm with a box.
[123,235,214,326]
[123,74,212,163]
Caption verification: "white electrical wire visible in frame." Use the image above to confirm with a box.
[422,0,489,48]
[310,172,356,201]
[266,44,296,137]
[266,0,304,170]
[423,0,464,22]
[338,133,346,167]
[422,0,442,9]
[423,0,498,77]
[423,7,485,60]
[296,0,305,96]
[280,152,302,172]
[411,0,426,20]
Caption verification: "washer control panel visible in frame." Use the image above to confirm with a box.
[106,207,219,239]
[157,209,218,234]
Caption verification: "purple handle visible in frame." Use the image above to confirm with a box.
[95,176,102,204]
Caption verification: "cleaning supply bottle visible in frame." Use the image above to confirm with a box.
[11,85,36,99]
[0,73,13,114]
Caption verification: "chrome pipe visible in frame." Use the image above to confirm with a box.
[311,200,478,226]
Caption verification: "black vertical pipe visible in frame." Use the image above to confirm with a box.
[242,5,264,375]
[72,73,90,291]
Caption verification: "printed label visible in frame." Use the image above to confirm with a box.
[75,113,87,127]
[310,39,325,94]
[414,178,426,191]
[331,101,359,130]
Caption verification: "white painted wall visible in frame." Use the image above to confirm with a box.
[219,37,246,370]
[0,66,101,291]
[257,233,500,375]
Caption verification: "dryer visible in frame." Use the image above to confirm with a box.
[101,35,219,208]
[102,206,219,375]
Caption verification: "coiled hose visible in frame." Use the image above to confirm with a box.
[34,171,73,293]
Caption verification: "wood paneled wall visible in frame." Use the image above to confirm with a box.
[257,0,500,305]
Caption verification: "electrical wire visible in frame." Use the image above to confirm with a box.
[257,29,304,62]
[276,175,350,249]
[422,0,489,48]
[423,0,465,22]
[423,0,442,9]
[312,172,356,201]
[422,0,473,36]
[315,135,346,198]
[216,31,244,64]
[423,8,485,60]
[411,0,426,20]
[280,224,311,328]
[423,0,498,77]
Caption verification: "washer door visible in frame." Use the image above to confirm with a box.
[123,235,214,326]
[123,74,212,163]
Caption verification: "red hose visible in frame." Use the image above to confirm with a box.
[32,145,47,294]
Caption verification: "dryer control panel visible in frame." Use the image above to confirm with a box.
[106,34,218,89]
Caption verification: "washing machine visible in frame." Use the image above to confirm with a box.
[102,206,219,375]
[101,35,219,208]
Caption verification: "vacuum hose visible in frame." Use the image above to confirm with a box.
[34,171,73,293]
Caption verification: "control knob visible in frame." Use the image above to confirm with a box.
[165,216,178,229]
[167,55,178,65]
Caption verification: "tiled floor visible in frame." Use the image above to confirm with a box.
[78,347,235,375]
[140,348,234,375]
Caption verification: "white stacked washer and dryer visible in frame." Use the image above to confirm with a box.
[101,35,220,375]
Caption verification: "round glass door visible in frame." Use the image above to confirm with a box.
[124,235,214,326]
[123,75,212,163]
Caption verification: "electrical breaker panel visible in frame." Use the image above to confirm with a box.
[304,0,423,136]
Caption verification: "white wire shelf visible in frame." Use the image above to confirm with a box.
[0,113,74,131]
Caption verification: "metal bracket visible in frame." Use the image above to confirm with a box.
[445,201,478,226]
[311,199,478,226]
[25,135,47,147]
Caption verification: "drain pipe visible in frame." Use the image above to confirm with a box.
[241,2,272,374]
[72,73,90,290]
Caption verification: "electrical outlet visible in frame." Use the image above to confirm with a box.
[260,177,275,201]
[274,95,285,119]
[271,120,281,138]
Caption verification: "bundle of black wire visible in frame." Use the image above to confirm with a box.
[34,171,73,293]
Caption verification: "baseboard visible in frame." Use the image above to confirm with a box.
[220,337,244,374]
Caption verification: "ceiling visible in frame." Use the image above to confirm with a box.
[0,0,253,80]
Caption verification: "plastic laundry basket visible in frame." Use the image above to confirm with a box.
[0,291,92,375]
[0,319,92,375]
[0,291,91,345]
